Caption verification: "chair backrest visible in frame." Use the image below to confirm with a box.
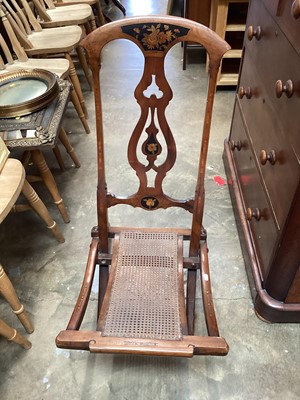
[31,0,54,23]
[0,5,33,50]
[1,0,43,36]
[81,16,230,256]
[0,9,29,65]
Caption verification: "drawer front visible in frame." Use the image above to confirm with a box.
[263,0,300,56]
[237,51,299,229]
[245,0,300,161]
[230,102,279,279]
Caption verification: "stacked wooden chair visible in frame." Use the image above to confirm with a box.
[31,0,96,32]
[56,16,230,357]
[0,0,91,115]
[55,0,105,27]
[0,11,90,134]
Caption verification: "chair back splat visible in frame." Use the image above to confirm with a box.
[56,16,230,357]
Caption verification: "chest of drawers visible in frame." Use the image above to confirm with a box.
[223,0,300,322]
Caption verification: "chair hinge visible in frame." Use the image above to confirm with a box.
[183,257,201,269]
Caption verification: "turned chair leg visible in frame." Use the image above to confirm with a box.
[30,149,70,224]
[65,53,88,119]
[69,82,90,134]
[21,180,65,243]
[52,146,66,172]
[58,128,81,168]
[76,44,93,91]
[0,264,34,334]
[0,319,31,349]
[94,1,105,26]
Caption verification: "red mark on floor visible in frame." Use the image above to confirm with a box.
[213,176,227,186]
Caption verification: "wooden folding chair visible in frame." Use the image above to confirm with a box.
[56,16,230,357]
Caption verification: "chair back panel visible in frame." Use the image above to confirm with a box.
[0,33,14,65]
[81,16,230,254]
[0,7,33,50]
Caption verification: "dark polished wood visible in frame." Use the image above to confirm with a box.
[224,0,300,322]
[56,15,230,356]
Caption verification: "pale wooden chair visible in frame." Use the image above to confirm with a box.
[0,158,65,242]
[0,0,91,115]
[56,16,230,357]
[31,0,97,32]
[0,25,90,134]
[55,0,105,26]
[0,157,62,349]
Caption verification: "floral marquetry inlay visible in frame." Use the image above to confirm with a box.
[141,196,159,209]
[121,23,190,51]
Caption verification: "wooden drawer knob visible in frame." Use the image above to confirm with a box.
[247,25,261,40]
[275,80,294,98]
[260,150,277,165]
[229,140,242,151]
[246,207,261,221]
[291,0,300,19]
[238,86,252,99]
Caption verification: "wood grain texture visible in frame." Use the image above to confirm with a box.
[57,15,230,357]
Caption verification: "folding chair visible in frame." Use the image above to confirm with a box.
[56,15,230,357]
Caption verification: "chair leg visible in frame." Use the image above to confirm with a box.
[59,128,81,168]
[111,0,126,15]
[76,45,93,91]
[94,2,105,26]
[85,15,96,33]
[0,264,34,334]
[0,319,31,349]
[52,145,66,172]
[30,149,70,224]
[21,179,65,243]
[69,82,90,134]
[186,269,196,335]
[65,53,88,119]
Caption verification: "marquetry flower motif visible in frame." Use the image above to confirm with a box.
[145,198,156,208]
[141,24,176,50]
[141,196,159,209]
[147,143,158,154]
[122,23,189,52]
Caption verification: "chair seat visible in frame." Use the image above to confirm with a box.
[99,230,186,340]
[0,58,70,79]
[59,0,98,5]
[0,159,25,223]
[40,4,93,28]
[27,25,82,55]
[56,228,229,357]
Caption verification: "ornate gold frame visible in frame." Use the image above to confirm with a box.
[0,69,59,118]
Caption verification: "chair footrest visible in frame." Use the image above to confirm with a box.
[56,330,229,357]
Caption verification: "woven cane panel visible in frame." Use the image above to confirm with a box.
[102,231,183,340]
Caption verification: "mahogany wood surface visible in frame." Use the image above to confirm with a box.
[223,0,300,322]
[56,15,230,356]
